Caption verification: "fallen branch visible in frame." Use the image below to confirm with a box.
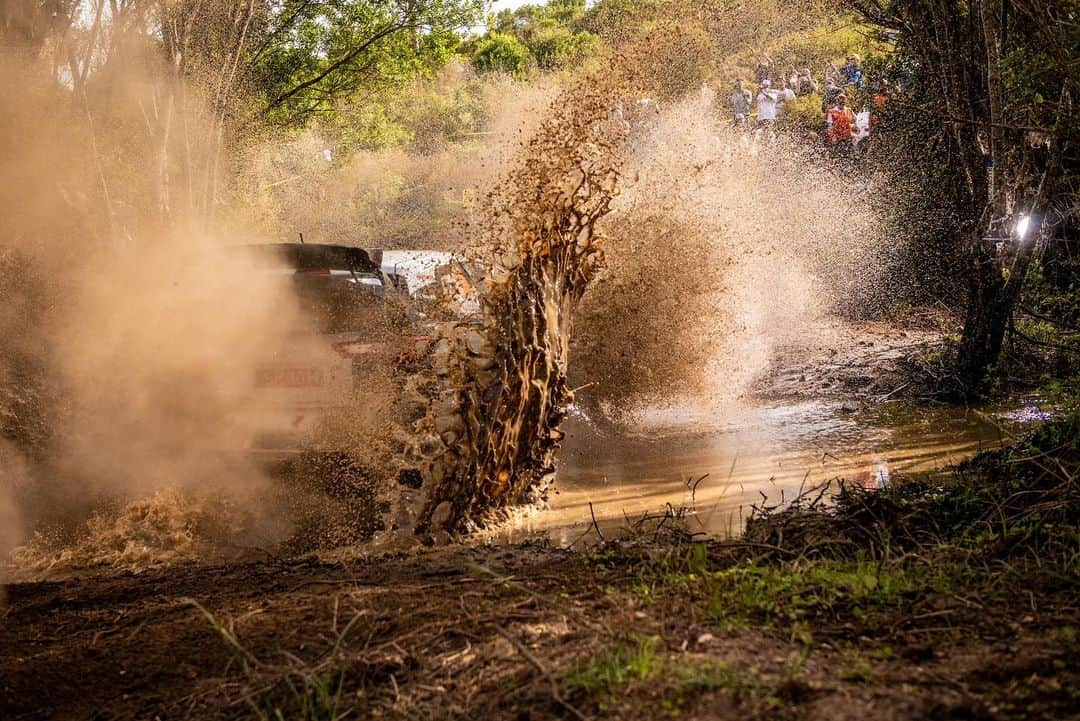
[494,625,590,721]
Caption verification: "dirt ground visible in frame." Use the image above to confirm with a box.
[750,312,955,402]
[2,534,1075,721]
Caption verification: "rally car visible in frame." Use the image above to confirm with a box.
[231,243,478,460]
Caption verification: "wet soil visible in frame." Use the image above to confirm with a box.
[2,537,1075,721]
[526,313,1013,545]
[750,314,953,403]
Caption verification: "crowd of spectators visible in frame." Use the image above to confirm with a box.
[728,53,887,159]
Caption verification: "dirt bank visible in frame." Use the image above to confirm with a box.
[3,450,1076,721]
[1,543,1073,721]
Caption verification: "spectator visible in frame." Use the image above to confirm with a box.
[777,77,797,117]
[870,83,889,130]
[825,91,855,150]
[824,61,840,85]
[821,78,841,113]
[754,54,772,84]
[852,109,872,149]
[729,79,752,130]
[756,79,780,129]
[872,84,889,110]
[796,68,818,96]
[839,54,863,88]
[787,66,800,91]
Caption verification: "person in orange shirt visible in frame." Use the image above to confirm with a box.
[825,91,855,146]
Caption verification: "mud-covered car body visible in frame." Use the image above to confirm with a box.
[231,243,477,460]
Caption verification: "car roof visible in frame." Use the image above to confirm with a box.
[235,244,381,274]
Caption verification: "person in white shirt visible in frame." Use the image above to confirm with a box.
[756,79,779,128]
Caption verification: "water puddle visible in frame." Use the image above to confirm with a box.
[495,397,1044,544]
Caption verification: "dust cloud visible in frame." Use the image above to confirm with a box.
[0,57,316,571]
[0,42,560,572]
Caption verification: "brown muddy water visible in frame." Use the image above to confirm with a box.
[494,398,1044,544]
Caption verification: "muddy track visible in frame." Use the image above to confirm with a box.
[2,541,1075,721]
[750,318,951,403]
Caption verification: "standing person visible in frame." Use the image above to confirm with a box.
[754,54,772,84]
[839,54,864,88]
[824,61,841,86]
[729,78,752,130]
[787,66,800,92]
[852,108,872,152]
[825,91,855,156]
[775,77,797,120]
[869,83,889,133]
[797,68,818,96]
[821,78,841,113]
[872,83,889,113]
[755,79,780,130]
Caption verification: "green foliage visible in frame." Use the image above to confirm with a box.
[325,89,415,149]
[470,31,530,76]
[1013,252,1080,391]
[528,26,599,70]
[325,63,488,151]
[491,0,591,36]
[469,0,602,75]
[700,561,916,629]
[250,0,486,127]
[766,21,891,72]
[561,635,771,715]
[405,80,489,151]
[779,92,826,133]
[560,632,781,716]
[995,21,1080,137]
[656,660,769,715]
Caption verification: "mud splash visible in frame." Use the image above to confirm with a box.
[398,89,619,536]
[574,92,888,416]
[9,491,259,574]
[397,17,718,535]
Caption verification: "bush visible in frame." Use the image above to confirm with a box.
[768,22,891,73]
[527,26,599,70]
[780,92,825,135]
[471,32,530,77]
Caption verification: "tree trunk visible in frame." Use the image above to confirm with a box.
[956,241,1011,394]
[956,214,1042,396]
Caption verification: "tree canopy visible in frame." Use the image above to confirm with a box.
[468,0,601,75]
[249,0,486,126]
